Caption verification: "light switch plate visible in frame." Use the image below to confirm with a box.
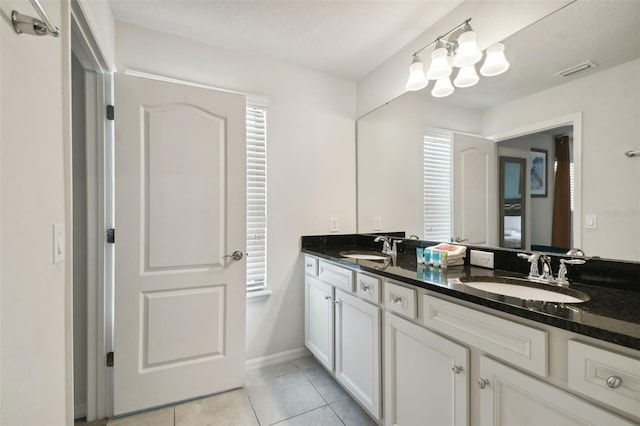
[470,250,494,269]
[53,224,65,264]
[330,217,339,233]
[374,216,382,231]
[585,214,597,229]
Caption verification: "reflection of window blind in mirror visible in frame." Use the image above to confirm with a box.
[554,161,575,211]
[247,105,267,292]
[424,130,452,241]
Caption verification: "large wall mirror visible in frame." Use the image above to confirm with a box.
[356,1,640,262]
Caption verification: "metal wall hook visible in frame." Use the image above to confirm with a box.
[624,150,640,158]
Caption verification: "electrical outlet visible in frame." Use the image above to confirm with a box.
[53,224,65,264]
[330,217,339,233]
[470,250,494,269]
[374,216,382,231]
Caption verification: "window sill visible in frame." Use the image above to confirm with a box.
[246,288,274,303]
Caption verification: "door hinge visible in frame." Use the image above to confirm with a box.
[107,228,115,244]
[106,105,114,121]
[106,351,114,367]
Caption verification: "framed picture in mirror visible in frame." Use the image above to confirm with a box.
[530,149,548,197]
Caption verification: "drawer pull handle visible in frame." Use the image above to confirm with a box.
[451,365,463,374]
[306,263,314,268]
[477,377,489,389]
[333,300,340,305]
[607,376,622,389]
[325,295,332,300]
[392,295,403,304]
[361,283,370,292]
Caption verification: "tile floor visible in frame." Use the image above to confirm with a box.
[75,356,377,426]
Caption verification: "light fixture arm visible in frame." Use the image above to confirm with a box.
[412,18,472,57]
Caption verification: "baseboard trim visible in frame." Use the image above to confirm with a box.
[74,402,87,420]
[245,347,311,371]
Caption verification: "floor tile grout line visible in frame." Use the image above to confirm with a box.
[245,387,263,426]
[327,402,348,426]
[267,403,331,426]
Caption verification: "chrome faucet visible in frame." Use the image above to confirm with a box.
[374,236,403,256]
[518,252,586,287]
[374,236,392,255]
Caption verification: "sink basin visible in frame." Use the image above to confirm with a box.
[457,277,590,304]
[339,250,390,261]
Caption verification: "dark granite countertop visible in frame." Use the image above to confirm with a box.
[302,242,640,351]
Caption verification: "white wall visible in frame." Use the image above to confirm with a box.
[114,21,357,360]
[78,0,116,69]
[1,0,69,424]
[356,1,572,117]
[357,92,483,236]
[485,59,640,261]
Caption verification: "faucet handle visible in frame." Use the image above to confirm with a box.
[518,252,540,278]
[557,258,587,286]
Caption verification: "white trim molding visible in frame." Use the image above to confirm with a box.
[245,347,311,371]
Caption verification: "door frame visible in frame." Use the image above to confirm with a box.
[69,0,115,420]
[486,113,582,251]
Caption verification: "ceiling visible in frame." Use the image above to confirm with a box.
[108,0,462,80]
[434,0,640,110]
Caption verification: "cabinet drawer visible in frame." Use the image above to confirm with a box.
[319,261,354,293]
[384,282,416,319]
[356,273,380,304]
[568,340,640,419]
[304,255,318,276]
[422,295,548,376]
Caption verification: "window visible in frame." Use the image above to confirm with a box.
[554,161,575,211]
[246,105,267,292]
[423,130,452,241]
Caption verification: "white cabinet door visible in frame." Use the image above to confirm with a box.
[305,276,334,370]
[478,356,635,426]
[335,289,381,420]
[385,313,469,426]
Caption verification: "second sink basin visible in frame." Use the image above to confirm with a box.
[339,250,390,261]
[457,277,590,304]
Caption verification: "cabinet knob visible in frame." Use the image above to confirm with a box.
[306,263,313,268]
[477,377,489,389]
[325,295,332,300]
[333,300,339,305]
[392,295,403,304]
[361,283,370,292]
[606,376,622,389]
[451,365,463,374]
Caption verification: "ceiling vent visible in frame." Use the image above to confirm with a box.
[554,61,599,78]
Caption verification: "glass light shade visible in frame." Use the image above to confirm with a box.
[454,65,479,88]
[405,57,428,91]
[452,30,483,67]
[431,77,454,98]
[426,47,452,80]
[480,43,510,76]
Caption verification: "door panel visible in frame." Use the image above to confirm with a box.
[453,133,497,246]
[114,74,246,415]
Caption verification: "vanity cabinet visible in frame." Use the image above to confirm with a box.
[478,355,635,425]
[384,312,468,426]
[304,256,382,421]
[303,256,640,425]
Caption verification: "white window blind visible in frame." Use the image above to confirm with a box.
[554,161,575,211]
[247,105,267,292]
[424,130,452,241]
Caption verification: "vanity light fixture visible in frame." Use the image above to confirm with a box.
[404,18,510,97]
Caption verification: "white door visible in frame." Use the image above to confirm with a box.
[335,289,381,420]
[113,74,246,415]
[478,356,635,425]
[452,133,497,246]
[385,313,468,426]
[305,276,334,371]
